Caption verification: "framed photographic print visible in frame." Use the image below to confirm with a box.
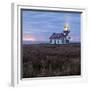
[11,3,87,87]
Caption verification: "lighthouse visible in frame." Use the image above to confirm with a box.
[64,23,70,31]
[49,23,71,44]
[63,23,71,43]
[63,23,70,35]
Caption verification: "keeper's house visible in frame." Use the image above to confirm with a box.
[49,24,71,44]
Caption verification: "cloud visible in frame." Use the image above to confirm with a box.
[22,10,81,42]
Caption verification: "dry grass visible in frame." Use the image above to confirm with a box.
[22,44,81,78]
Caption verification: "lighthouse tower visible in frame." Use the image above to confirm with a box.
[63,23,70,35]
[63,23,71,44]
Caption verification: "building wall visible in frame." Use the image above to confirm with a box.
[50,39,63,44]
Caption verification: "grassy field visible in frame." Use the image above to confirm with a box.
[22,44,81,78]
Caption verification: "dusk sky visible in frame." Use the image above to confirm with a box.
[22,9,81,43]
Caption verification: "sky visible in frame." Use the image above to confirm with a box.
[21,9,81,43]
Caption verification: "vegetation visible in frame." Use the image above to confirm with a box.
[22,44,81,78]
